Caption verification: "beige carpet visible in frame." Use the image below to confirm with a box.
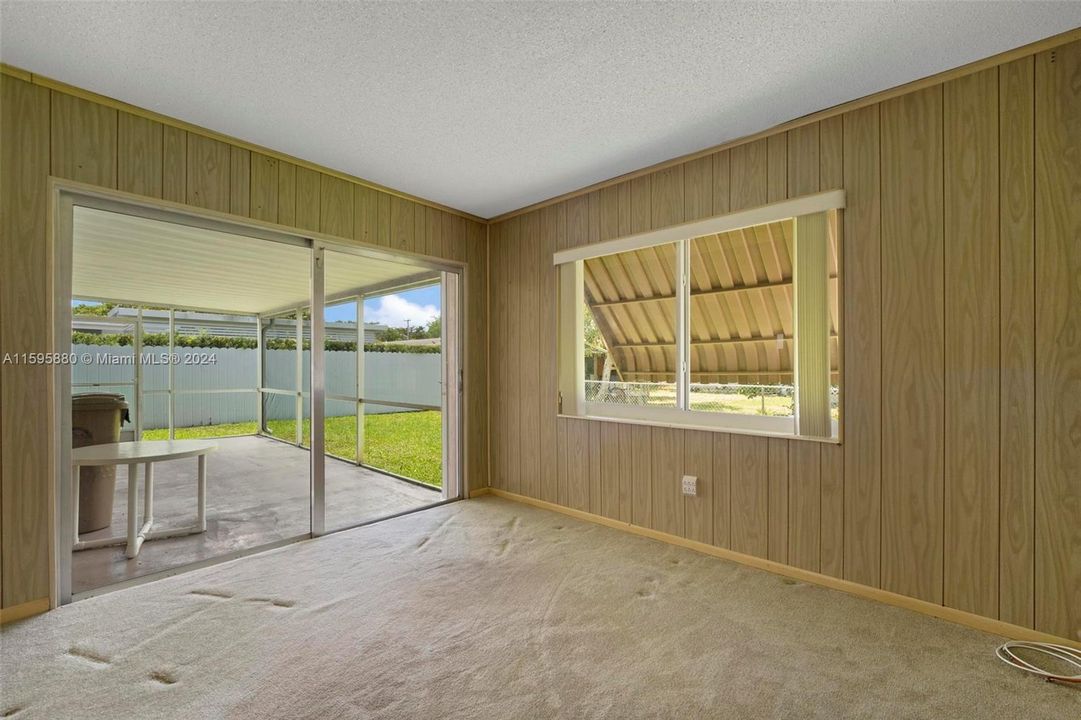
[1,496,1077,719]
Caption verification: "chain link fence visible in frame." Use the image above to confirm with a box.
[689,382,794,416]
[585,381,840,418]
[585,380,676,406]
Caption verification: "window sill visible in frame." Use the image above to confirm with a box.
[558,409,841,444]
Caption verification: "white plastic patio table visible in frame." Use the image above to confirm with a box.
[71,440,217,559]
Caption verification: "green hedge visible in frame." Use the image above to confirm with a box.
[71,331,439,354]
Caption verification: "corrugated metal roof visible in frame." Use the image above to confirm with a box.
[584,217,839,383]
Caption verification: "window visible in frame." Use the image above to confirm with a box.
[582,242,679,408]
[556,191,842,441]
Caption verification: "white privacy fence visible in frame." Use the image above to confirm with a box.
[72,344,441,430]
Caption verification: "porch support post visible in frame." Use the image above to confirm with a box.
[255,313,264,434]
[295,308,304,446]
[356,296,365,465]
[134,307,143,440]
[167,308,175,440]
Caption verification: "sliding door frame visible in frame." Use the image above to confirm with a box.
[48,179,466,605]
[312,241,464,535]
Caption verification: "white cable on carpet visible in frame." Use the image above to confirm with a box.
[995,641,1081,684]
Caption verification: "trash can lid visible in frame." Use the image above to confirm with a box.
[72,392,129,410]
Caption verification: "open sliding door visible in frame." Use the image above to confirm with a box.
[317,244,462,534]
[53,184,463,603]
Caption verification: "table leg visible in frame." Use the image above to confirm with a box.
[126,463,139,559]
[197,454,207,532]
[144,462,154,523]
[72,463,81,544]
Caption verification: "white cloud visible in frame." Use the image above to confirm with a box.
[365,294,439,328]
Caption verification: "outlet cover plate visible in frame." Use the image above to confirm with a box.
[681,475,697,496]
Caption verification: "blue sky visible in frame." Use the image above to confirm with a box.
[326,284,440,328]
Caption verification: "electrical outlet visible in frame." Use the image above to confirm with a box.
[681,475,697,496]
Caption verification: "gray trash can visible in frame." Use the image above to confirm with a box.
[72,393,130,533]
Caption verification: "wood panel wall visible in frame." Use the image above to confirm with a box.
[488,39,1081,642]
[0,74,488,609]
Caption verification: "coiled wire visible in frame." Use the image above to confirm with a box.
[996,641,1081,684]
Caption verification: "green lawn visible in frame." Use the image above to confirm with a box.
[591,384,839,420]
[688,391,794,417]
[612,386,796,416]
[143,411,442,487]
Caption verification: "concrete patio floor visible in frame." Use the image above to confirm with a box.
[72,435,441,594]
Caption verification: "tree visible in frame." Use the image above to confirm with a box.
[376,314,441,342]
[583,306,607,356]
[72,302,116,317]
[376,327,410,342]
[583,306,619,382]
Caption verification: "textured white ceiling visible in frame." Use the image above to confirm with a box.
[3,2,1079,218]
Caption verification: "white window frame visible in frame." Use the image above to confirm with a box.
[556,190,844,441]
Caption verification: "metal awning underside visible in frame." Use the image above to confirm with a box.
[72,206,438,314]
[583,217,840,383]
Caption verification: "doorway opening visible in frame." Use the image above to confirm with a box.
[54,187,463,601]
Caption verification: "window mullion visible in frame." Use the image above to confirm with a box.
[676,238,690,411]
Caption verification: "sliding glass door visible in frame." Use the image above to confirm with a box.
[59,188,463,602]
